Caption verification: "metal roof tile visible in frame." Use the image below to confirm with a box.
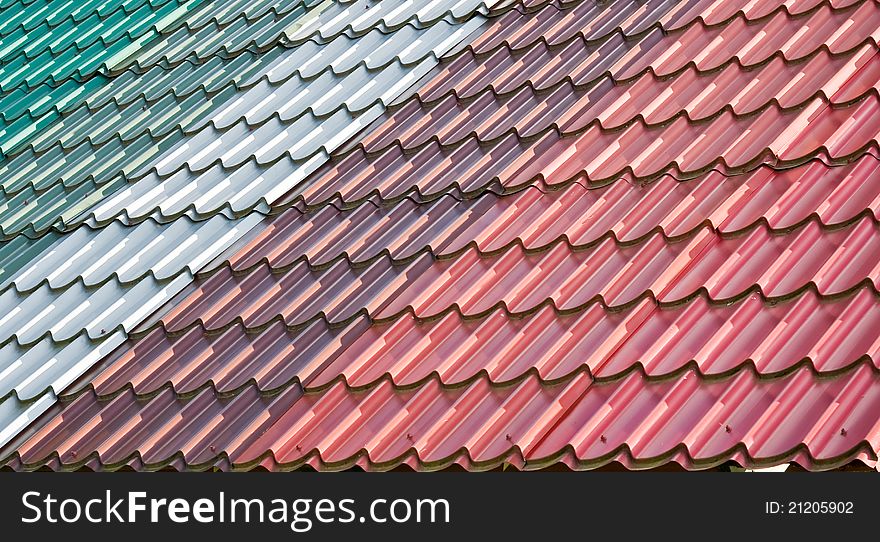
[65,287,880,399]
[0,332,127,401]
[0,0,195,97]
[10,382,304,469]
[145,213,879,337]
[659,0,864,30]
[222,155,880,272]
[80,317,369,397]
[7,0,880,471]
[0,0,325,238]
[0,0,505,448]
[416,1,880,104]
[8,215,245,290]
[294,103,880,209]
[379,49,877,152]
[33,4,493,235]
[8,362,880,471]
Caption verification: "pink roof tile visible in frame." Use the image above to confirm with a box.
[7,0,880,472]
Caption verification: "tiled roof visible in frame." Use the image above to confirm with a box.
[71,287,880,396]
[3,0,880,470]
[0,0,502,447]
[8,363,880,471]
[0,0,203,234]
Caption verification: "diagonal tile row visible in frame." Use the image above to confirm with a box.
[5,0,880,471]
[149,213,880,334]
[65,286,880,399]
[0,0,525,449]
[6,362,880,471]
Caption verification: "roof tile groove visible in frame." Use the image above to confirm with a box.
[0,0,327,238]
[68,287,880,399]
[7,362,880,471]
[0,0,512,450]
[10,21,468,162]
[228,155,880,272]
[0,0,193,65]
[0,0,199,95]
[412,0,880,104]
[0,0,174,33]
[9,20,478,162]
[359,46,880,154]
[8,382,306,470]
[296,94,880,207]
[8,0,852,238]
[6,0,880,471]
[242,362,880,471]
[0,1,498,244]
[147,213,880,337]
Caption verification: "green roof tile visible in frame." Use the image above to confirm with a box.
[0,0,319,240]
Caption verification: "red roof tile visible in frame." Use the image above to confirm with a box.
[10,384,305,470]
[7,0,880,471]
[226,156,880,272]
[299,94,880,206]
[66,288,880,398]
[276,289,880,386]
[237,363,880,471]
[412,1,879,103]
[149,213,879,334]
[362,47,880,153]
[10,363,879,471]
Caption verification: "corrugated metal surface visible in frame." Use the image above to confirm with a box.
[6,363,880,471]
[0,0,205,221]
[0,0,183,251]
[0,0,194,128]
[0,0,321,240]
[222,155,880,270]
[0,0,507,448]
[68,287,880,398]
[359,47,880,152]
[0,0,323,412]
[0,0,211,444]
[299,86,880,207]
[5,0,880,470]
[144,214,879,332]
[407,0,878,102]
[0,0,194,90]
[241,364,880,472]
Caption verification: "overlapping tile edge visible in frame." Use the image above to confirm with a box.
[4,0,880,471]
[0,0,323,240]
[0,0,512,448]
[6,363,880,471]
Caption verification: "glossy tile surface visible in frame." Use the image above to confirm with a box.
[4,0,880,471]
[0,0,504,447]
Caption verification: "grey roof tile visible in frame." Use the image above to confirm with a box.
[0,0,501,448]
